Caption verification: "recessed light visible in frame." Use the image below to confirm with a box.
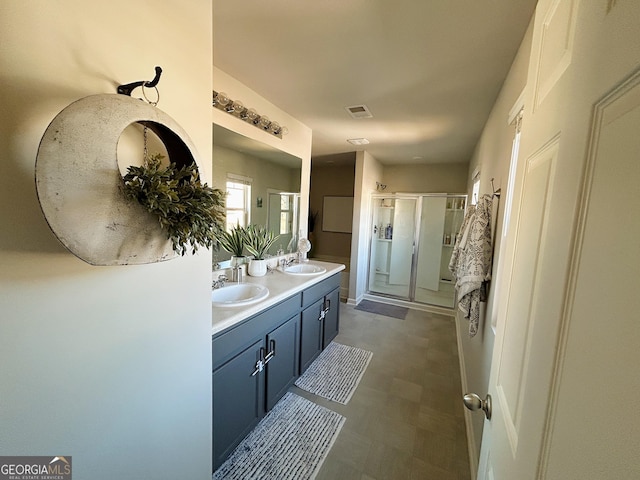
[347,138,370,146]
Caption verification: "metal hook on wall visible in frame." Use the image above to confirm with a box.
[117,66,163,96]
[491,177,501,197]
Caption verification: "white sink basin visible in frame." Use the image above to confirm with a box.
[282,264,326,275]
[211,283,269,307]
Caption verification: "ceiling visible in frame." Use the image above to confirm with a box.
[213,1,537,166]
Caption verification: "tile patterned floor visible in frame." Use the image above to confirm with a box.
[291,302,471,480]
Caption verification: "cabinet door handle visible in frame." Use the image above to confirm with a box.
[250,347,266,376]
[319,298,331,321]
[264,339,276,364]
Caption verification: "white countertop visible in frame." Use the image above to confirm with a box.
[212,260,345,336]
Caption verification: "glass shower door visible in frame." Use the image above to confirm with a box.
[368,197,417,299]
[414,195,466,308]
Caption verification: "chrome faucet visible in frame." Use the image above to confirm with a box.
[280,256,297,268]
[212,274,228,289]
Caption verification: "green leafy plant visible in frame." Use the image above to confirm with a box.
[123,154,226,256]
[217,224,247,257]
[244,224,280,260]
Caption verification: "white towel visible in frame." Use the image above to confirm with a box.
[449,194,493,336]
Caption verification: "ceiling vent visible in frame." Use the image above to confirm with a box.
[345,104,373,119]
[347,138,370,146]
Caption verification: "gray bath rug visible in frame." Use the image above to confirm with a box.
[354,299,409,319]
[295,342,373,404]
[212,392,345,480]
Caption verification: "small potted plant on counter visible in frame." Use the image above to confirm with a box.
[217,224,247,267]
[244,224,280,276]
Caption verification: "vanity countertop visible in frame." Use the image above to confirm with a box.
[212,260,345,336]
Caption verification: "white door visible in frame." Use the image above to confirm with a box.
[478,1,640,478]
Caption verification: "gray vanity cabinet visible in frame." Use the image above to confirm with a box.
[212,294,301,471]
[212,272,342,472]
[212,338,264,470]
[265,313,299,410]
[300,273,341,374]
[300,298,324,374]
[323,287,340,347]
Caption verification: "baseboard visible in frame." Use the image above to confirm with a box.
[346,293,363,306]
[455,314,479,480]
[340,286,349,302]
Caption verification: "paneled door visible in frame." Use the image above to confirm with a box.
[477,1,640,478]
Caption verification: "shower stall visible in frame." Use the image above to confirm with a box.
[367,194,467,309]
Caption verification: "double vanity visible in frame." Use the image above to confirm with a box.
[211,260,345,471]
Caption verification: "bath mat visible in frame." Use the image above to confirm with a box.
[295,342,373,404]
[354,299,409,319]
[213,392,345,480]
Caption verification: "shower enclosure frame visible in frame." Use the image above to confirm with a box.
[366,193,467,309]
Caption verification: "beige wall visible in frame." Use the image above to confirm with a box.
[309,160,355,261]
[0,2,212,478]
[383,162,469,194]
[456,17,534,472]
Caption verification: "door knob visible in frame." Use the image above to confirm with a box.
[463,393,492,420]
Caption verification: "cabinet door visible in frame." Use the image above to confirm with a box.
[265,314,299,411]
[322,288,340,348]
[300,298,324,374]
[212,338,264,471]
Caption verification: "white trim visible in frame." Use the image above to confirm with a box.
[226,172,253,184]
[507,88,526,125]
[456,314,479,480]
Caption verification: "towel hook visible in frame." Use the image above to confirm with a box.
[491,178,501,197]
[117,66,162,96]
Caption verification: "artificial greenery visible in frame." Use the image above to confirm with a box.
[244,224,280,260]
[123,153,226,256]
[217,224,247,257]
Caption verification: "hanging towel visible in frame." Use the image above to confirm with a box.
[449,194,493,337]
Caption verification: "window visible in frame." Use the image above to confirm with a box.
[471,172,481,206]
[502,108,524,238]
[225,174,251,229]
[279,194,293,235]
[491,103,524,332]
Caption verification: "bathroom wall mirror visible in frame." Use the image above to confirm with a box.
[213,123,302,265]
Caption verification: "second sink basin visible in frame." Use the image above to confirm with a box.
[212,283,269,307]
[282,264,326,275]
